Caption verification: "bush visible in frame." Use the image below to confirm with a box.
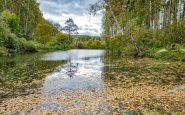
[25,41,37,52]
[0,17,11,46]
[73,40,104,49]
[55,32,70,49]
[16,38,37,53]
[4,33,18,50]
[164,20,185,45]
[155,51,185,61]
[168,44,182,51]
[46,41,57,49]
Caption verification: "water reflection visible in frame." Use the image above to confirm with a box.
[0,53,67,98]
[1,50,185,114]
[42,49,105,95]
[41,49,105,61]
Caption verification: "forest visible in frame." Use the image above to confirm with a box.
[98,0,185,60]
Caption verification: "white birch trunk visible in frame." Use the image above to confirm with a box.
[177,0,184,21]
[106,1,124,35]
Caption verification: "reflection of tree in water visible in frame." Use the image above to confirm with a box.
[66,57,78,78]
[65,52,78,78]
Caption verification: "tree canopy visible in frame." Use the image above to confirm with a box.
[62,18,78,35]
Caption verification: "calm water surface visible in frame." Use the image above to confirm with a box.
[1,49,185,114]
[41,49,105,95]
[0,49,105,96]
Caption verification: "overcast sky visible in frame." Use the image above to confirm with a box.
[37,0,104,36]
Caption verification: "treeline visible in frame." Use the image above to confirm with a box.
[72,35,105,49]
[99,0,185,60]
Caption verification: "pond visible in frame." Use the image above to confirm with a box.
[0,49,185,114]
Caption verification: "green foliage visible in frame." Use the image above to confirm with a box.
[0,47,7,56]
[73,40,105,49]
[0,0,44,39]
[168,44,182,51]
[55,32,70,49]
[101,0,185,61]
[105,35,124,57]
[16,38,37,53]
[0,17,11,46]
[164,20,185,45]
[4,33,18,50]
[25,41,38,52]
[35,23,53,44]
[0,11,38,55]
[0,0,62,56]
[1,10,20,34]
[155,51,185,61]
[46,41,58,49]
[104,18,185,61]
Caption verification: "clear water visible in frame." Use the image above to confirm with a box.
[41,49,105,95]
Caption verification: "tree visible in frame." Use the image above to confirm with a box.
[1,10,20,34]
[89,0,142,55]
[0,0,44,39]
[35,23,53,44]
[55,32,70,49]
[62,18,78,37]
[89,0,123,35]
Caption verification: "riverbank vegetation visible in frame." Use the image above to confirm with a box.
[90,0,185,61]
[0,0,103,56]
[0,0,56,56]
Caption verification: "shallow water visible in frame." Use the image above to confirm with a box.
[1,49,185,114]
[42,49,105,95]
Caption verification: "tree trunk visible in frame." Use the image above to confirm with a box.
[131,34,141,54]
[104,0,141,55]
[106,1,124,35]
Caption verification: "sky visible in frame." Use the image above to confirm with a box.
[37,0,104,36]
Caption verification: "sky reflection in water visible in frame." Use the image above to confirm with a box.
[41,49,105,95]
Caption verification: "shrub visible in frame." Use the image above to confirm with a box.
[25,41,37,52]
[16,38,38,53]
[55,32,70,49]
[46,41,57,49]
[0,18,11,46]
[155,51,185,61]
[168,44,182,51]
[164,20,185,45]
[3,33,18,50]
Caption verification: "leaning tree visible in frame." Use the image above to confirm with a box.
[89,0,142,55]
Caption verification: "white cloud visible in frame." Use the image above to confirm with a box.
[37,0,104,36]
